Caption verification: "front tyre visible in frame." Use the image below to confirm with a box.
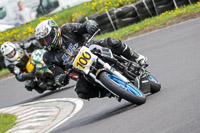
[99,72,146,105]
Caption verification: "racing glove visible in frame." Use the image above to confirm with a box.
[85,20,99,35]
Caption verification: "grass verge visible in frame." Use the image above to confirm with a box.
[96,3,200,39]
[0,113,17,133]
[0,2,200,78]
[0,69,9,76]
[0,0,138,44]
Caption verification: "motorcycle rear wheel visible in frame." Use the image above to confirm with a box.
[99,71,146,105]
[148,75,161,93]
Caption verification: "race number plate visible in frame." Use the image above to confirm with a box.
[73,48,91,70]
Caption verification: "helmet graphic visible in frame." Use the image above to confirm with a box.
[34,19,60,51]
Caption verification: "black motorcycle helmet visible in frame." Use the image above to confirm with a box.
[35,19,60,51]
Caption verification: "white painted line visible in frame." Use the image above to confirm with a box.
[43,98,83,133]
[16,117,50,124]
[0,98,84,133]
[7,123,42,133]
[17,112,53,121]
[0,106,21,114]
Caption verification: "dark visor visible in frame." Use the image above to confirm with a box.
[38,28,56,46]
[38,36,53,46]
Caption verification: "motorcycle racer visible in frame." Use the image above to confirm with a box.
[0,41,46,93]
[34,19,147,99]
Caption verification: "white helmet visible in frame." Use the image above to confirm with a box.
[0,42,21,61]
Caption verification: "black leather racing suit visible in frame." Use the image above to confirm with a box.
[43,23,138,99]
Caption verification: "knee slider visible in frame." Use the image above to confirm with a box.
[107,38,122,48]
[77,93,90,100]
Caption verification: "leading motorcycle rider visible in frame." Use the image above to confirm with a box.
[0,40,46,93]
[34,19,147,99]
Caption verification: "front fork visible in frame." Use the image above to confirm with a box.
[97,58,130,82]
[87,58,131,96]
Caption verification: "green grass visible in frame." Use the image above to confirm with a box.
[0,3,200,131]
[0,113,17,133]
[0,0,138,44]
[0,2,200,77]
[96,3,200,39]
[0,69,9,76]
[0,0,199,44]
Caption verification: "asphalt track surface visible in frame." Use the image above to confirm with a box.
[0,18,200,133]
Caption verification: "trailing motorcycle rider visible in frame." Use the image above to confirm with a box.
[34,19,147,99]
[0,41,46,93]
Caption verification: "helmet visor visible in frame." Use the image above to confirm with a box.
[38,28,56,47]
[6,49,16,58]
[38,36,53,46]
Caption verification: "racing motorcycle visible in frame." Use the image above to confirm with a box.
[26,49,78,93]
[63,30,161,105]
[26,49,59,92]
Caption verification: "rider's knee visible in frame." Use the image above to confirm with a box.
[107,38,122,48]
[77,92,90,100]
[25,86,33,91]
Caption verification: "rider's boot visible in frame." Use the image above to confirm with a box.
[120,43,147,65]
[107,38,147,65]
[34,87,45,94]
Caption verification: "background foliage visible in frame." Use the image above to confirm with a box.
[0,0,139,45]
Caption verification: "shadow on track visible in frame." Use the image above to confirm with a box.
[53,101,139,133]
[14,84,75,106]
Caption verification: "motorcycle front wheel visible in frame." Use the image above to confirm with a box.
[99,71,146,105]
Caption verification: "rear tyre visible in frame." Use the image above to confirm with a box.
[148,75,161,93]
[99,71,146,105]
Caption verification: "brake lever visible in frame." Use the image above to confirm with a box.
[84,29,101,47]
